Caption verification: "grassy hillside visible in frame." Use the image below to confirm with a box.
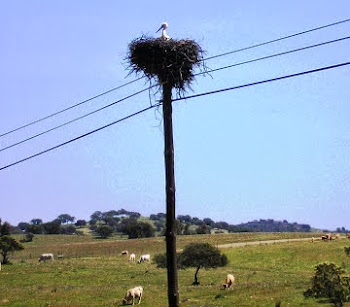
[10,231,317,261]
[1,233,348,306]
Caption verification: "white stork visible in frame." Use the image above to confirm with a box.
[156,22,170,40]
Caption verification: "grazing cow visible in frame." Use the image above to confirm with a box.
[335,234,341,239]
[223,274,235,289]
[38,253,54,262]
[129,253,136,262]
[321,235,328,241]
[121,250,129,256]
[347,234,350,240]
[122,286,143,305]
[137,254,150,264]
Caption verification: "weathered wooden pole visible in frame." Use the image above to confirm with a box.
[128,33,202,307]
[162,82,179,307]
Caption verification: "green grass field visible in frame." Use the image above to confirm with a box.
[1,233,349,306]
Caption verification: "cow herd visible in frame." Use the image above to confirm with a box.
[119,250,234,304]
[33,234,350,304]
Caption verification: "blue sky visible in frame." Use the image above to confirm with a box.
[1,1,349,230]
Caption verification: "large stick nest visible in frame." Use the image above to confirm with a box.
[127,37,204,91]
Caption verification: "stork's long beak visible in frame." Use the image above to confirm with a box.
[156,25,163,33]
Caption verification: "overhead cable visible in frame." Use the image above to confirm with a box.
[1,61,349,172]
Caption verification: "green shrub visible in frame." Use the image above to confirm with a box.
[20,232,34,243]
[95,225,113,238]
[304,262,350,306]
[344,247,350,256]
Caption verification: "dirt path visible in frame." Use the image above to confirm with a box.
[216,237,315,249]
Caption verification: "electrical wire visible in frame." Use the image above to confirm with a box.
[175,62,350,102]
[0,86,154,152]
[2,35,349,153]
[0,77,144,138]
[0,103,161,172]
[1,18,349,138]
[201,36,350,76]
[203,18,350,61]
[1,61,349,172]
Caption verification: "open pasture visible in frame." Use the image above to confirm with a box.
[10,232,316,261]
[1,233,348,306]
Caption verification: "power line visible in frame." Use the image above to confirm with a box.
[0,86,153,153]
[202,36,350,75]
[2,18,348,139]
[0,103,161,172]
[204,18,350,61]
[0,77,144,138]
[1,61,349,172]
[175,61,350,102]
[2,36,348,153]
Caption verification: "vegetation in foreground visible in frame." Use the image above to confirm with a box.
[0,232,349,306]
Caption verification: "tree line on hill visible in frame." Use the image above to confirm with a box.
[3,209,349,240]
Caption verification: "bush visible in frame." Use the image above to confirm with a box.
[153,253,182,269]
[344,247,350,257]
[20,232,34,243]
[95,225,114,238]
[0,235,24,264]
[153,253,167,268]
[123,220,155,239]
[304,262,350,306]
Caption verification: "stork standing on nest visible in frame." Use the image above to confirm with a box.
[156,22,170,40]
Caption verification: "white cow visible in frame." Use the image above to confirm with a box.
[223,274,235,289]
[129,253,136,262]
[137,254,150,264]
[38,253,54,262]
[122,286,143,305]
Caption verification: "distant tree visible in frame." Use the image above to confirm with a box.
[175,219,184,235]
[30,219,43,225]
[154,220,165,232]
[183,223,191,235]
[304,262,350,306]
[191,217,203,226]
[123,220,155,239]
[150,213,166,221]
[177,215,191,223]
[337,227,349,234]
[90,211,103,224]
[203,218,215,227]
[26,224,44,234]
[0,235,24,264]
[57,214,75,224]
[20,232,34,243]
[61,225,76,235]
[129,212,141,219]
[116,208,128,216]
[214,221,229,230]
[43,221,61,234]
[196,223,211,234]
[0,220,11,236]
[95,225,114,238]
[75,220,87,228]
[17,222,30,232]
[179,243,228,285]
[101,211,120,227]
[156,213,166,220]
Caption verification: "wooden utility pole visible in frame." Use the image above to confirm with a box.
[162,82,179,307]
